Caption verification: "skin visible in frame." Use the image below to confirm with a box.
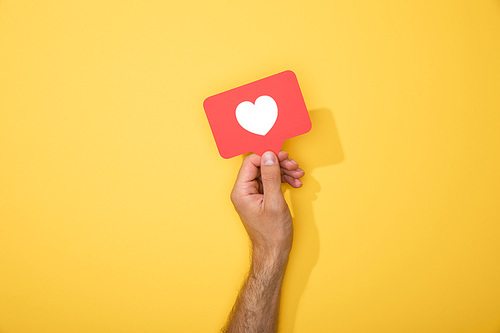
[222,151,304,333]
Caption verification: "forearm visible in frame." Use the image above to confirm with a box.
[225,151,300,332]
[223,247,290,333]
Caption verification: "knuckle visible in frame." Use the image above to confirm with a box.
[261,172,279,183]
[243,153,257,165]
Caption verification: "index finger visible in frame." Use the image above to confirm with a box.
[235,154,261,186]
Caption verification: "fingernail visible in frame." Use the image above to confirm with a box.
[296,167,304,173]
[296,179,303,186]
[289,159,298,165]
[262,151,277,165]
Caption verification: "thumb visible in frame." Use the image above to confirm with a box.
[260,151,283,202]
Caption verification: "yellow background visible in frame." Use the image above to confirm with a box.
[1,1,499,332]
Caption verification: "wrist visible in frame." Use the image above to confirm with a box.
[251,244,291,272]
[250,231,293,261]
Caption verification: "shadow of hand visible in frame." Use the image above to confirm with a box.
[279,108,344,333]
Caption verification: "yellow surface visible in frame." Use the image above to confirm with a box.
[1,1,499,332]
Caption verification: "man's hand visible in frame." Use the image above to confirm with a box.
[230,151,304,256]
[223,151,304,333]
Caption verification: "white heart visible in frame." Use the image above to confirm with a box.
[235,95,278,136]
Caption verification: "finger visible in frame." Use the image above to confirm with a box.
[282,174,303,188]
[280,158,299,171]
[235,154,261,186]
[260,151,283,203]
[282,167,305,178]
[278,151,289,162]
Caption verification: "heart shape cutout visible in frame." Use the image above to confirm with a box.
[235,95,278,136]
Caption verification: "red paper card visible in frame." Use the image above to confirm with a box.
[203,70,312,159]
